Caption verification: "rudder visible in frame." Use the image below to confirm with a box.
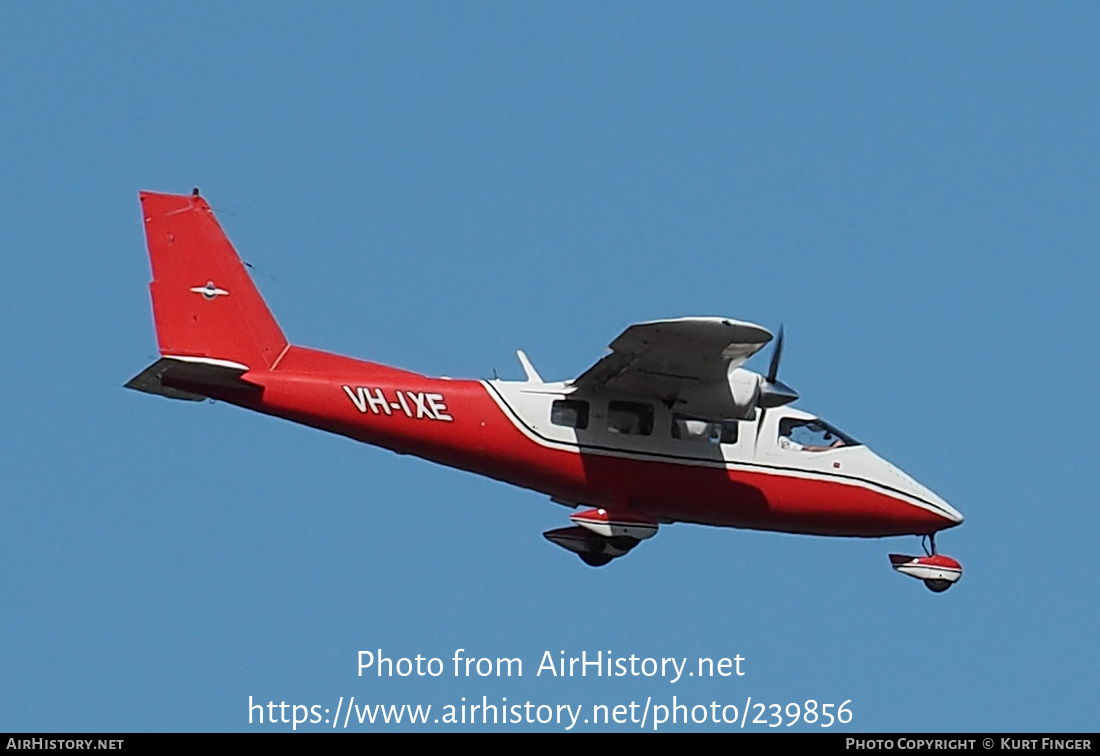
[140,191,288,371]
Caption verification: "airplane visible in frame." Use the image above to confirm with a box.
[126,190,964,592]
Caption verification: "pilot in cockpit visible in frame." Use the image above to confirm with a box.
[778,417,855,452]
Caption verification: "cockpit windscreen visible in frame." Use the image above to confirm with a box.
[778,418,860,451]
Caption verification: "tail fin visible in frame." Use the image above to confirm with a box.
[139,191,288,371]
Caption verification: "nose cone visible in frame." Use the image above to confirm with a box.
[924,487,964,526]
[880,458,963,527]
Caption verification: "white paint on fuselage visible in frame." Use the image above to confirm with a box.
[484,379,962,524]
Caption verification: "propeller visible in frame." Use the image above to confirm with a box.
[759,326,799,408]
[755,326,799,446]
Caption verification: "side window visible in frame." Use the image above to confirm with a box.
[671,414,738,444]
[718,421,738,445]
[551,399,589,430]
[607,401,654,436]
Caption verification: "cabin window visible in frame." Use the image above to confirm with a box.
[607,401,654,436]
[671,414,738,444]
[550,399,589,429]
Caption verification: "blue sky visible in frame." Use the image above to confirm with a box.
[2,3,1097,732]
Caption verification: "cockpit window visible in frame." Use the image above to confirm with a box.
[778,418,859,451]
[671,413,738,445]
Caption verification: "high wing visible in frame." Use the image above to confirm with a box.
[571,317,773,403]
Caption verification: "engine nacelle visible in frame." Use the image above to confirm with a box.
[675,367,762,420]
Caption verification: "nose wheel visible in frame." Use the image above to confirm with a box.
[889,534,962,592]
[923,579,954,593]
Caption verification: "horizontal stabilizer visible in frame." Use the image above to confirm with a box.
[125,356,258,401]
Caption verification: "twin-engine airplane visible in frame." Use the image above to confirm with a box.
[127,191,964,592]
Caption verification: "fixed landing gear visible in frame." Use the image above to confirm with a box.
[889,534,962,592]
[543,507,658,567]
[579,552,614,567]
[543,526,642,567]
[923,579,953,593]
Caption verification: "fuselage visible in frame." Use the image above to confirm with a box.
[168,344,963,539]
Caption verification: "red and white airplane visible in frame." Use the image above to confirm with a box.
[127,191,964,592]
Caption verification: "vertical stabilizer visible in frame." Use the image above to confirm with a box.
[140,191,288,371]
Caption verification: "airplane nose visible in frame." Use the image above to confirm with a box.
[880,458,962,526]
[940,500,964,525]
[909,481,963,526]
[921,485,963,526]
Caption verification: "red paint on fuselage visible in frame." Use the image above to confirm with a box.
[184,345,952,538]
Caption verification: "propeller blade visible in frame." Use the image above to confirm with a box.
[759,326,798,408]
[755,326,797,452]
[754,407,768,448]
[766,326,784,384]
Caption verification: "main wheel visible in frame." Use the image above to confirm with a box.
[579,552,613,567]
[924,579,952,593]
